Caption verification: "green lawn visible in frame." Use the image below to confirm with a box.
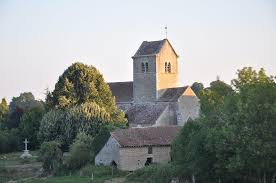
[0,151,42,182]
[26,176,91,183]
[0,152,128,183]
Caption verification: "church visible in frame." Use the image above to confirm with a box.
[95,39,200,170]
[108,39,200,127]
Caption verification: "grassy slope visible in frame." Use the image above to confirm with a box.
[0,151,42,182]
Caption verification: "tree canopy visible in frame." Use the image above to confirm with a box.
[46,62,116,114]
[172,67,276,183]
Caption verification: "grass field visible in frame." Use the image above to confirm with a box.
[0,151,128,183]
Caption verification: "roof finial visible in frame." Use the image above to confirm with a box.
[165,25,168,39]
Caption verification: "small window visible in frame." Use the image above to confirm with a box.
[168,63,171,73]
[141,63,145,72]
[145,62,149,72]
[148,146,152,154]
[165,62,167,73]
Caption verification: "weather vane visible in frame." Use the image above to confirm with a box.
[165,25,168,39]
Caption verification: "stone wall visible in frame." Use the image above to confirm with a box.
[156,40,179,98]
[155,102,178,126]
[177,95,200,126]
[118,146,171,171]
[95,136,120,166]
[133,56,157,103]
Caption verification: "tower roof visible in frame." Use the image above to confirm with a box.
[132,39,178,58]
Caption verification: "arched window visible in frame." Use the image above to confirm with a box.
[145,62,149,72]
[168,62,171,73]
[165,62,168,73]
[141,63,145,72]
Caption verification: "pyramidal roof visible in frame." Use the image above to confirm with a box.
[132,39,178,58]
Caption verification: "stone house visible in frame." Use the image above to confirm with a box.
[108,39,200,127]
[95,126,181,171]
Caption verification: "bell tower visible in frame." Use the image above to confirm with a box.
[132,39,179,103]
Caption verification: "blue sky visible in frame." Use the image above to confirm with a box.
[0,0,275,101]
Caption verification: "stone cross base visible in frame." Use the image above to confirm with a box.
[20,150,32,159]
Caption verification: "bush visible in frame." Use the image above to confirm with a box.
[126,164,179,183]
[65,133,93,170]
[39,141,63,174]
[0,129,20,153]
[80,164,127,180]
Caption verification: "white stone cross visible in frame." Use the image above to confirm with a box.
[23,138,29,151]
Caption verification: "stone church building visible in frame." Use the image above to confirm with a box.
[95,39,200,171]
[108,39,200,126]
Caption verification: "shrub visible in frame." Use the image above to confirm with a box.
[126,164,179,183]
[0,129,20,153]
[39,141,63,174]
[65,133,93,170]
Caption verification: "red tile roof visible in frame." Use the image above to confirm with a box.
[111,126,181,147]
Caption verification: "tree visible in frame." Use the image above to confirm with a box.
[7,92,43,128]
[46,62,115,112]
[191,82,204,97]
[19,105,46,150]
[65,132,93,170]
[172,67,276,182]
[38,102,115,150]
[199,80,234,117]
[0,98,9,128]
[46,62,126,124]
[39,141,63,174]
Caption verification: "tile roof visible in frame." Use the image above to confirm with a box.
[108,82,133,103]
[125,103,168,126]
[133,39,165,57]
[111,126,181,147]
[158,86,189,102]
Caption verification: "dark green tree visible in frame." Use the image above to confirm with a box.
[7,92,43,128]
[172,67,276,182]
[46,62,126,124]
[46,62,115,111]
[19,105,46,150]
[38,102,117,150]
[191,82,204,97]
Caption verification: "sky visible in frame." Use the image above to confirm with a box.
[0,0,275,101]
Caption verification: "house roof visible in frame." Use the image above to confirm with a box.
[133,39,178,58]
[111,126,181,147]
[158,86,189,102]
[125,103,168,126]
[108,82,133,103]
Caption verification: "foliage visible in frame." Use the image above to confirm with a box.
[26,165,127,183]
[126,164,180,183]
[7,92,43,128]
[39,141,63,174]
[38,102,114,150]
[0,129,20,153]
[0,98,8,129]
[46,62,116,113]
[19,105,46,150]
[191,82,204,97]
[172,67,276,182]
[90,125,111,160]
[65,133,93,170]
